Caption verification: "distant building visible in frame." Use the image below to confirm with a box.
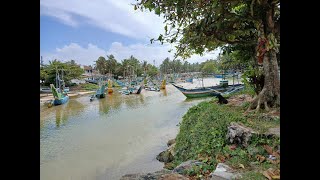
[79,65,102,81]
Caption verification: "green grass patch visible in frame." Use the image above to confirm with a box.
[172,92,280,177]
[241,171,266,180]
[80,83,99,91]
[174,102,247,165]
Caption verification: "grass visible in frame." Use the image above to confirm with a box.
[241,171,266,180]
[170,92,280,179]
[79,83,99,91]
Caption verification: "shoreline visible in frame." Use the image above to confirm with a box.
[40,90,95,103]
[120,91,280,179]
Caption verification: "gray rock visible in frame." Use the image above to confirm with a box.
[156,150,174,163]
[226,122,255,147]
[209,163,241,180]
[159,173,189,180]
[167,139,176,147]
[172,160,203,174]
[267,127,280,137]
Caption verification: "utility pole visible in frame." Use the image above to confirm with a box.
[40,56,44,67]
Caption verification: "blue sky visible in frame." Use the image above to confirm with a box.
[40,0,219,66]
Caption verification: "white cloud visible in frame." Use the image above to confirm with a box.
[40,0,165,39]
[41,42,220,66]
[42,43,106,66]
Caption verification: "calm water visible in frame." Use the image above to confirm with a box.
[40,78,237,180]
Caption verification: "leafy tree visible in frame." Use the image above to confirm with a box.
[42,59,84,86]
[95,56,107,74]
[201,60,218,74]
[135,0,280,110]
[106,54,118,75]
[146,64,159,77]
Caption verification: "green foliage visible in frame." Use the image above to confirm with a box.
[159,57,202,74]
[172,92,280,176]
[146,64,159,77]
[241,171,266,180]
[135,0,279,60]
[40,68,47,81]
[42,60,84,86]
[201,60,218,74]
[79,83,99,91]
[174,102,246,164]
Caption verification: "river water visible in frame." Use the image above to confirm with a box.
[40,78,237,180]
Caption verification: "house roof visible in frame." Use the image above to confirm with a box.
[83,65,92,70]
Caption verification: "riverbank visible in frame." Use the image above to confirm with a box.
[121,89,280,179]
[40,90,95,103]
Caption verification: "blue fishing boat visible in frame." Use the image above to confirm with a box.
[90,80,106,101]
[48,69,69,107]
[50,84,69,106]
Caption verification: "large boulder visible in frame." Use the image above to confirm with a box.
[156,150,174,163]
[226,122,255,147]
[209,163,241,180]
[172,160,203,174]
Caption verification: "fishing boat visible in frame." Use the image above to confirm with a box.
[172,75,244,98]
[172,83,245,98]
[48,68,69,106]
[134,86,142,94]
[172,84,220,98]
[107,79,113,94]
[221,85,245,95]
[186,77,193,83]
[90,80,106,101]
[49,84,69,106]
[160,79,166,89]
[40,87,52,93]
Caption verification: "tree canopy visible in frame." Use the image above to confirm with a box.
[136,0,280,111]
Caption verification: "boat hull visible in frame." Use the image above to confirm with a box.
[95,93,105,98]
[107,88,113,94]
[183,91,219,98]
[53,96,69,105]
[172,83,244,98]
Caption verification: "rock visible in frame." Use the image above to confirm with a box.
[267,127,280,137]
[167,139,176,147]
[164,162,175,170]
[159,173,189,180]
[157,150,174,163]
[172,160,203,174]
[209,163,241,180]
[226,122,255,147]
[168,143,176,156]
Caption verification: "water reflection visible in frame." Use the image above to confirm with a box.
[40,84,213,180]
[161,89,167,96]
[99,98,110,114]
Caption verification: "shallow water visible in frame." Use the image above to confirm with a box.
[40,83,222,180]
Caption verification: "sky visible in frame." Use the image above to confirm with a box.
[40,0,220,66]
